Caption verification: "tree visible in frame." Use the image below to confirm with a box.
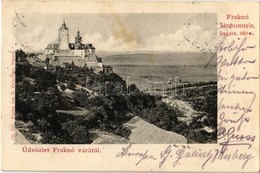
[15,49,27,62]
[62,120,92,144]
[27,120,37,133]
[60,84,66,91]
[71,61,75,67]
[37,118,50,133]
[16,62,32,78]
[45,58,50,65]
[67,81,76,90]
[34,70,57,90]
[15,112,23,121]
[27,113,36,122]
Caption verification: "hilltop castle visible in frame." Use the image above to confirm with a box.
[44,20,112,73]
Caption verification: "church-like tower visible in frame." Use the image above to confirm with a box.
[74,29,82,49]
[58,20,69,50]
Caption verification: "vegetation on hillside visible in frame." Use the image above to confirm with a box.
[15,49,217,144]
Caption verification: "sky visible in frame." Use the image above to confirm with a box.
[13,13,217,52]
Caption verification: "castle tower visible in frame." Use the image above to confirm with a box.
[58,20,69,50]
[74,29,82,49]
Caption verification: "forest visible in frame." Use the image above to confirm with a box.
[15,49,217,144]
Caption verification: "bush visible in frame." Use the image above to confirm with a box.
[26,120,37,133]
[15,112,24,121]
[62,120,92,144]
[60,84,66,91]
[140,101,179,131]
[27,113,36,122]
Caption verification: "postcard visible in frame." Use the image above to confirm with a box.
[1,1,259,172]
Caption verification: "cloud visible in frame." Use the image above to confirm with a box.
[16,23,215,52]
[84,33,138,52]
[15,25,58,51]
[141,25,216,52]
[84,24,216,52]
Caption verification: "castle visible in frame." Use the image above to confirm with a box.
[44,20,112,73]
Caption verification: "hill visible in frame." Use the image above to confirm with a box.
[101,52,216,66]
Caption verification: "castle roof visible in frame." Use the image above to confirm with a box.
[85,44,95,50]
[69,43,85,50]
[46,43,59,50]
[59,20,68,30]
[68,43,75,50]
[68,43,95,50]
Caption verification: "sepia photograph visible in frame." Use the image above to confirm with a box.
[2,1,259,172]
[14,13,218,144]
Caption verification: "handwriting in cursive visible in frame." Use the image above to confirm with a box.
[218,97,253,113]
[116,144,157,166]
[162,144,255,169]
[205,36,256,68]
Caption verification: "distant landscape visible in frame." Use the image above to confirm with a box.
[100,52,216,85]
[100,51,216,66]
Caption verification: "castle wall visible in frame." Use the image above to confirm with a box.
[87,62,103,72]
[58,56,86,67]
[97,62,103,68]
[45,49,55,55]
[71,49,85,57]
